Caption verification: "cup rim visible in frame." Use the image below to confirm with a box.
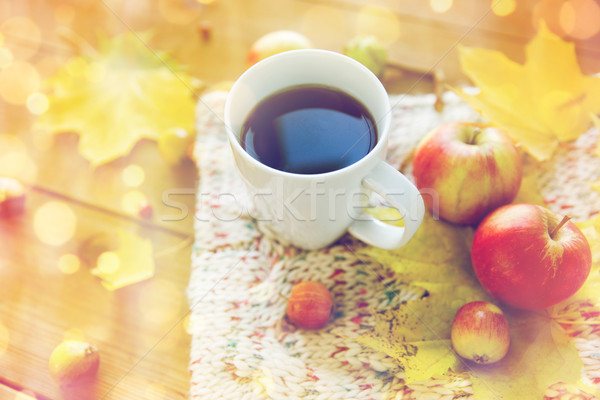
[224,48,392,179]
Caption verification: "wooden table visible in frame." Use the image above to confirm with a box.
[0,0,598,398]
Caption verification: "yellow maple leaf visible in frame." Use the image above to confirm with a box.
[361,212,473,266]
[357,295,481,382]
[357,212,590,397]
[91,228,155,290]
[453,23,600,160]
[36,33,196,166]
[469,309,587,400]
[513,164,545,206]
[357,214,489,383]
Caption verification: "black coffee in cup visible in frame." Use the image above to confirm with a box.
[241,85,377,174]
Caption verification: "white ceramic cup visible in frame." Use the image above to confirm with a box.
[224,49,424,250]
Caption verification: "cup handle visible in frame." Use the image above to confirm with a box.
[348,161,425,250]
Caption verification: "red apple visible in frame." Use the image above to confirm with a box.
[246,30,312,68]
[412,122,522,225]
[0,177,25,218]
[451,301,510,364]
[471,203,592,310]
[137,201,153,219]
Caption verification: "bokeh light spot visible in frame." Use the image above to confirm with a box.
[430,0,453,13]
[531,0,569,36]
[58,254,81,274]
[182,314,191,334]
[0,134,38,182]
[560,2,577,34]
[0,61,41,105]
[33,202,77,246]
[26,92,49,115]
[0,17,41,61]
[97,251,120,274]
[0,152,37,182]
[122,190,147,215]
[492,0,516,16]
[0,47,13,68]
[560,0,600,39]
[122,165,145,187]
[183,313,203,334]
[356,5,401,46]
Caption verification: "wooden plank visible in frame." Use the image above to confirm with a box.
[0,108,198,237]
[1,0,199,236]
[303,0,539,39]
[1,1,599,400]
[304,0,600,55]
[0,383,43,400]
[0,188,192,400]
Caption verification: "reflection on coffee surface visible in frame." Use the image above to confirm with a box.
[241,85,377,174]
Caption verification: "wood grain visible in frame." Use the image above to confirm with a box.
[0,188,191,399]
[1,0,599,399]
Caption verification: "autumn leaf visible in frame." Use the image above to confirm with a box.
[357,302,590,397]
[361,212,473,264]
[357,213,490,382]
[357,331,457,384]
[356,211,592,397]
[513,164,545,206]
[90,228,155,290]
[356,290,487,383]
[452,23,600,160]
[36,32,196,166]
[469,309,586,400]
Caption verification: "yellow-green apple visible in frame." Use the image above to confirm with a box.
[158,127,194,165]
[342,35,387,77]
[412,122,522,225]
[0,177,25,218]
[246,30,312,68]
[451,301,510,364]
[471,203,592,310]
